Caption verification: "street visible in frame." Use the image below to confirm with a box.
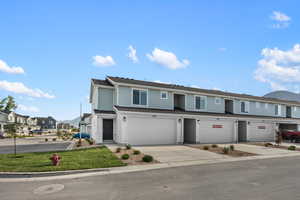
[1,156,300,200]
[0,142,70,154]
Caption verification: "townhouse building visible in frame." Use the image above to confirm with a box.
[89,76,300,145]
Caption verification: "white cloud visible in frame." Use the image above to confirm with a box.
[127,45,138,63]
[254,44,300,91]
[270,11,291,29]
[0,80,55,99]
[154,80,171,84]
[93,55,116,67]
[0,59,25,74]
[17,104,39,113]
[147,48,190,69]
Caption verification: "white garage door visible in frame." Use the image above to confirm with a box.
[126,117,177,145]
[248,122,274,142]
[198,120,234,143]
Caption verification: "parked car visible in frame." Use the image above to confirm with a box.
[73,133,91,139]
[281,130,300,142]
[30,130,43,135]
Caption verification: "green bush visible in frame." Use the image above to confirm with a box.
[211,144,218,148]
[142,155,153,162]
[86,138,94,145]
[45,138,48,142]
[230,145,235,151]
[121,154,130,160]
[203,145,210,150]
[133,150,141,155]
[223,147,230,154]
[125,144,131,150]
[288,145,296,151]
[116,147,121,153]
[264,142,273,147]
[52,138,56,141]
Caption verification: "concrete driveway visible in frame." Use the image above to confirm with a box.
[220,143,300,156]
[134,145,228,163]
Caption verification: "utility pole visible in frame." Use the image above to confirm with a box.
[79,103,82,139]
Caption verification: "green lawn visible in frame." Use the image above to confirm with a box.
[0,146,125,172]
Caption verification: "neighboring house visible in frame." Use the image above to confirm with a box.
[32,116,56,130]
[8,112,32,134]
[0,111,8,135]
[89,76,300,145]
[57,122,74,130]
[80,113,92,134]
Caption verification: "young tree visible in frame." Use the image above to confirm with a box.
[4,123,18,156]
[0,96,17,113]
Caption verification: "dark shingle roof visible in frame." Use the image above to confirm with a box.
[94,109,115,114]
[107,76,300,106]
[114,106,299,120]
[92,79,113,86]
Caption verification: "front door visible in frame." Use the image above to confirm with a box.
[103,119,113,140]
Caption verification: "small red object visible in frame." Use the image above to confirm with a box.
[50,153,61,166]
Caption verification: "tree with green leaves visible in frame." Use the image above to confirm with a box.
[0,96,17,113]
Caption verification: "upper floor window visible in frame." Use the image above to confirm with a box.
[241,101,249,113]
[195,96,207,110]
[256,102,260,108]
[132,89,147,106]
[265,103,268,109]
[294,106,297,112]
[275,104,281,116]
[215,97,221,104]
[160,91,168,100]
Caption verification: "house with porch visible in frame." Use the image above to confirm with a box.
[89,76,300,145]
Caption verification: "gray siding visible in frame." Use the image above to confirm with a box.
[292,106,300,118]
[149,89,173,109]
[118,86,132,106]
[185,95,225,113]
[233,100,286,117]
[98,88,114,111]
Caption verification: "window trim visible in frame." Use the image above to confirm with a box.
[160,91,168,100]
[194,95,207,111]
[275,104,281,116]
[215,97,221,104]
[131,88,148,107]
[240,101,249,113]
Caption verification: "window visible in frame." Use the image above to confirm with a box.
[275,104,281,116]
[195,96,206,110]
[132,89,147,106]
[241,101,249,113]
[294,106,297,112]
[256,102,260,108]
[160,91,168,100]
[265,103,268,109]
[215,97,221,104]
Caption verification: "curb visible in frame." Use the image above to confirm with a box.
[0,167,109,178]
[1,152,300,182]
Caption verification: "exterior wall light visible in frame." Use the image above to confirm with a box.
[123,116,127,122]
[178,118,182,123]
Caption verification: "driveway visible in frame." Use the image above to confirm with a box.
[134,145,228,163]
[0,142,71,154]
[219,143,300,156]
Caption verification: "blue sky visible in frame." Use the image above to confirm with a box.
[0,0,300,120]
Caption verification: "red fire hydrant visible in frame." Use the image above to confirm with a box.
[50,153,61,166]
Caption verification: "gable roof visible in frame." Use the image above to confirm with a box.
[107,76,300,106]
[92,79,113,87]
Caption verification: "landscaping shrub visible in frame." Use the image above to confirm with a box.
[116,147,121,153]
[264,142,273,147]
[288,145,296,151]
[203,145,210,150]
[230,145,235,151]
[133,150,141,155]
[45,138,48,142]
[142,155,153,162]
[222,147,230,154]
[125,144,131,150]
[52,138,57,141]
[211,144,218,148]
[121,154,130,160]
[86,138,95,145]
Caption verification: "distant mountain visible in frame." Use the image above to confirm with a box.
[264,90,300,102]
[60,116,81,128]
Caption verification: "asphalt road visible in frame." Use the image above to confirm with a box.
[1,156,300,200]
[0,142,71,154]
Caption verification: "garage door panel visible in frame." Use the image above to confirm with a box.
[198,120,234,143]
[127,117,177,145]
[248,122,274,142]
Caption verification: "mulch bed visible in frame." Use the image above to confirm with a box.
[114,149,159,165]
[250,142,300,151]
[190,145,257,157]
